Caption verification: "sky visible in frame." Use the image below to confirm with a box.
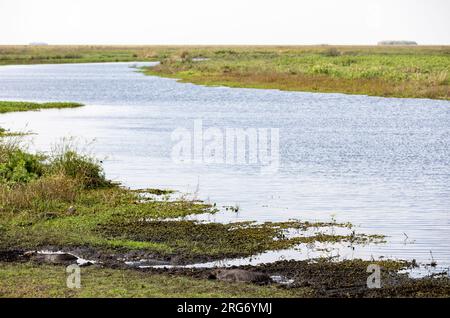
[0,0,449,45]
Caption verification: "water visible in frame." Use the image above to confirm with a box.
[0,62,449,271]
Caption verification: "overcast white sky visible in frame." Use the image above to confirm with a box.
[1,0,449,45]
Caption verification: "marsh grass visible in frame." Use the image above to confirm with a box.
[144,45,450,100]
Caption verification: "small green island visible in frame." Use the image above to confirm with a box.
[0,101,83,114]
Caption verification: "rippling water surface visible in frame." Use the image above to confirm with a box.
[1,62,449,271]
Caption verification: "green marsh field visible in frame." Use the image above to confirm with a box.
[1,45,449,99]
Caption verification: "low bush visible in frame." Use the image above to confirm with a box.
[49,150,111,189]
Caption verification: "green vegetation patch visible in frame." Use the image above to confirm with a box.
[0,128,26,137]
[0,101,83,114]
[132,188,176,196]
[143,46,450,100]
[0,142,107,188]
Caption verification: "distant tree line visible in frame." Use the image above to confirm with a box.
[378,41,418,46]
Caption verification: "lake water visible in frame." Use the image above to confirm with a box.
[1,62,449,272]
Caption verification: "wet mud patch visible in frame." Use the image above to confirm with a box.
[246,259,450,297]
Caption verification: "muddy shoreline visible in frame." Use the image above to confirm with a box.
[1,248,449,298]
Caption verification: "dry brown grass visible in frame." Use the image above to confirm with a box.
[0,173,80,213]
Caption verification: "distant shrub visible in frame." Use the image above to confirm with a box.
[378,41,418,46]
[222,65,232,73]
[179,51,192,63]
[214,49,237,55]
[323,48,341,57]
[180,51,189,59]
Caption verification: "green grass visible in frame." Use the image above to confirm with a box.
[0,262,301,298]
[0,101,83,114]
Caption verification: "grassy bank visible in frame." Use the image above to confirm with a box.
[0,45,448,99]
